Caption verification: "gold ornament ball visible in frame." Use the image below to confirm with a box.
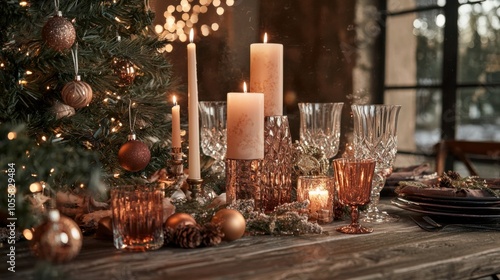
[118,140,151,172]
[165,212,197,230]
[42,14,76,52]
[30,210,82,263]
[211,209,246,242]
[61,77,93,109]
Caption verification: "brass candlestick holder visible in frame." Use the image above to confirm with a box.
[186,178,204,201]
[157,147,185,192]
[169,147,184,178]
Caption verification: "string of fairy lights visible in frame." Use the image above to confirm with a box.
[3,0,233,193]
[156,0,235,53]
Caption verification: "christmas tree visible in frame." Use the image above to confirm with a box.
[0,0,174,226]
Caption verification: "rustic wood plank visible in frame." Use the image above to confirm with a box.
[2,203,500,279]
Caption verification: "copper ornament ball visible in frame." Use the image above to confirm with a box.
[112,57,137,87]
[42,14,76,52]
[51,101,75,119]
[30,211,82,263]
[211,209,246,242]
[118,139,151,172]
[165,212,197,230]
[95,216,113,239]
[61,76,93,109]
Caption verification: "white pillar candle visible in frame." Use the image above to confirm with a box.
[187,29,201,179]
[171,96,181,148]
[226,83,264,159]
[250,33,283,116]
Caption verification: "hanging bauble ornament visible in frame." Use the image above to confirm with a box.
[112,57,137,87]
[51,100,75,119]
[30,209,82,263]
[42,11,76,52]
[118,134,151,172]
[61,75,93,108]
[211,209,246,242]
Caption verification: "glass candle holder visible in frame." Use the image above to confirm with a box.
[261,115,293,212]
[225,158,262,208]
[297,175,334,224]
[111,185,164,251]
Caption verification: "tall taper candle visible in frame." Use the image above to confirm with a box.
[187,29,201,179]
[250,33,283,116]
[226,82,264,159]
[171,96,181,148]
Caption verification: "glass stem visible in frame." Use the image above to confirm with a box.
[367,172,385,213]
[350,205,359,228]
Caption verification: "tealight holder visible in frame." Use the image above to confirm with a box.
[297,175,334,224]
[225,158,262,209]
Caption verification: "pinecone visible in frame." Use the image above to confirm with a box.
[164,226,175,245]
[201,223,224,247]
[446,170,461,180]
[439,175,454,188]
[174,224,202,248]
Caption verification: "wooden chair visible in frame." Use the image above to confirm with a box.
[434,140,500,176]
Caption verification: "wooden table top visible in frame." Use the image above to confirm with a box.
[2,201,500,280]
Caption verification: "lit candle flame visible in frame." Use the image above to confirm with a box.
[243,82,247,93]
[173,95,177,105]
[263,32,268,43]
[189,29,194,43]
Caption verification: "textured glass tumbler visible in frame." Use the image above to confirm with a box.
[352,104,401,223]
[261,116,293,212]
[199,101,227,174]
[225,158,262,208]
[111,186,164,251]
[297,175,334,224]
[333,158,376,234]
[298,102,343,161]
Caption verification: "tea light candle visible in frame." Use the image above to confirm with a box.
[226,82,264,159]
[250,33,283,116]
[297,175,334,224]
[187,29,201,179]
[171,96,181,148]
[308,188,329,214]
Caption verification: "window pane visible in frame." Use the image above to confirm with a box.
[458,1,500,84]
[388,0,444,13]
[386,10,443,86]
[456,86,500,141]
[385,89,442,153]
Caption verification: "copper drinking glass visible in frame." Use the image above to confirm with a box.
[111,185,164,251]
[332,158,376,234]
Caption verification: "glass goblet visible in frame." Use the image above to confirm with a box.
[351,104,401,223]
[199,101,227,174]
[332,158,376,234]
[298,102,344,165]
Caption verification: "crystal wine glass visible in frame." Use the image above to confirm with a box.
[351,104,401,223]
[298,102,343,164]
[199,101,227,174]
[332,158,376,234]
